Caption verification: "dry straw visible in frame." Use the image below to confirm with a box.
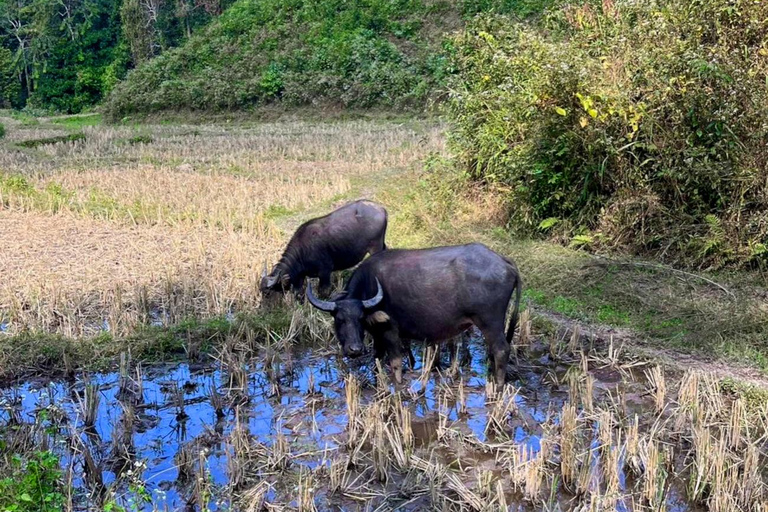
[0,120,444,336]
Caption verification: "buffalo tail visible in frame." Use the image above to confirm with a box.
[506,270,522,344]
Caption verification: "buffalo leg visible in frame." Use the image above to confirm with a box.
[292,276,307,303]
[402,339,416,369]
[475,320,510,386]
[460,329,473,367]
[318,271,333,298]
[447,337,460,376]
[372,325,405,384]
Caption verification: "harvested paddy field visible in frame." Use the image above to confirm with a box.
[0,117,444,336]
[1,114,767,511]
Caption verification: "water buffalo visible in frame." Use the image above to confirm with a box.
[306,243,522,386]
[260,200,388,300]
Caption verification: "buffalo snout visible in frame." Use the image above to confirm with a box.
[344,343,365,358]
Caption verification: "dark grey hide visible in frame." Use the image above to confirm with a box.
[260,200,388,300]
[306,243,522,386]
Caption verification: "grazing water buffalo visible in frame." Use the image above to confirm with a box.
[260,200,388,300]
[306,243,522,386]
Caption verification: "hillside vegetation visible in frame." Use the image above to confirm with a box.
[0,0,233,113]
[103,0,551,118]
[447,0,768,268]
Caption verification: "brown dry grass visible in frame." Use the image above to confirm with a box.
[0,118,445,335]
[39,165,349,231]
[0,209,273,335]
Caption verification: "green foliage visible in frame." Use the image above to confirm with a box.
[126,134,153,145]
[461,0,559,17]
[0,47,20,108]
[50,113,102,128]
[103,0,456,118]
[0,122,5,139]
[0,450,64,512]
[447,0,768,268]
[120,0,157,65]
[0,0,227,113]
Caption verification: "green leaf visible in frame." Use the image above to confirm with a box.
[19,494,33,502]
[569,235,593,248]
[555,107,567,116]
[538,217,559,230]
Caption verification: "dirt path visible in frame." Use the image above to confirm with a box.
[532,307,768,393]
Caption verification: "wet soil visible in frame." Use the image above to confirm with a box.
[0,330,715,511]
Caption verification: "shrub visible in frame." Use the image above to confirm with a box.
[0,450,64,512]
[104,0,452,118]
[0,122,5,139]
[447,0,768,268]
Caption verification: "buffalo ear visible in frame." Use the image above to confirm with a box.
[365,311,391,326]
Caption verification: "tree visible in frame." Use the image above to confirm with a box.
[0,46,21,106]
[0,0,222,111]
[121,0,160,65]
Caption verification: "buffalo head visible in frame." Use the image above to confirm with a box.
[260,264,290,301]
[306,278,384,357]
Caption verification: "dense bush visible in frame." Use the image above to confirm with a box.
[447,0,768,268]
[104,0,450,118]
[102,0,556,118]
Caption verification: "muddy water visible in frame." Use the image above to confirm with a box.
[0,332,700,511]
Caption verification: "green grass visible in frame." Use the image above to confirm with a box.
[0,308,295,382]
[0,451,64,512]
[499,235,768,370]
[4,110,42,126]
[16,133,86,148]
[719,378,768,411]
[50,113,102,129]
[263,204,298,221]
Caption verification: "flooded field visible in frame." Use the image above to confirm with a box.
[1,318,762,511]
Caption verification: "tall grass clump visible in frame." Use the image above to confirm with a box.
[447,0,768,268]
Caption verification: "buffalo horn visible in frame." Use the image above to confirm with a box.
[306,282,337,312]
[361,278,384,309]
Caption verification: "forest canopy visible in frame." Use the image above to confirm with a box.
[0,0,233,112]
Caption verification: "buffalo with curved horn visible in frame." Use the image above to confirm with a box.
[260,200,388,301]
[307,243,522,386]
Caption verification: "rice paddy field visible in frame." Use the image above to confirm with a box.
[1,113,767,511]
